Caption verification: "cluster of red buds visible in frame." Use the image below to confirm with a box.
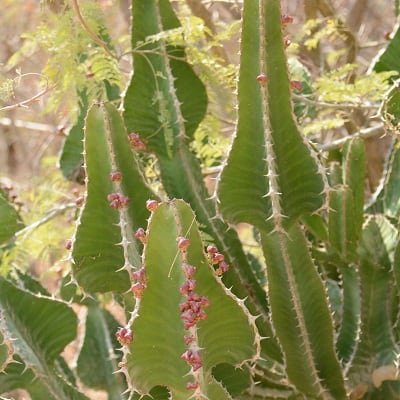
[181,349,203,372]
[180,290,210,330]
[146,199,159,212]
[109,171,122,182]
[131,267,146,299]
[107,192,130,209]
[206,245,229,276]
[177,237,210,383]
[290,80,303,92]
[186,381,199,391]
[281,14,294,27]
[281,14,293,49]
[115,327,133,346]
[134,227,146,244]
[128,132,146,151]
[177,236,191,252]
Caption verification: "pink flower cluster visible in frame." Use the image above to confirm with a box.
[281,13,293,49]
[281,14,294,27]
[179,259,210,330]
[180,291,210,330]
[290,80,303,92]
[115,327,133,346]
[177,237,210,385]
[146,199,159,212]
[206,245,229,276]
[107,192,130,209]
[128,132,146,151]
[181,349,203,372]
[131,267,146,299]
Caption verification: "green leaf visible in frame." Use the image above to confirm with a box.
[373,23,400,74]
[72,103,153,293]
[0,356,89,400]
[335,264,360,364]
[77,303,125,398]
[261,224,346,399]
[342,138,366,235]
[212,363,251,397]
[123,0,207,158]
[328,186,358,262]
[104,103,156,230]
[218,0,325,233]
[0,277,87,400]
[125,200,257,399]
[217,0,269,229]
[301,213,328,242]
[0,358,55,399]
[0,189,23,245]
[72,104,127,293]
[59,91,88,183]
[382,140,400,218]
[347,216,399,391]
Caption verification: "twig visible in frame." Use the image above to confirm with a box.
[0,117,55,133]
[14,202,77,241]
[71,0,117,60]
[292,93,379,110]
[0,73,56,112]
[318,123,386,152]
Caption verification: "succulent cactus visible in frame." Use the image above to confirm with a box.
[2,0,400,399]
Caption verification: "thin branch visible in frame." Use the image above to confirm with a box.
[292,93,379,110]
[0,73,56,112]
[14,202,76,241]
[71,0,117,60]
[0,118,55,133]
[318,123,386,152]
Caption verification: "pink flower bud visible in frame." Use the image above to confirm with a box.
[216,261,229,275]
[128,132,146,151]
[284,38,292,47]
[146,199,159,212]
[281,14,294,26]
[131,282,146,298]
[132,267,146,283]
[212,253,225,263]
[183,264,196,278]
[177,236,191,250]
[206,245,218,254]
[186,381,199,390]
[256,74,268,84]
[75,196,84,207]
[115,327,133,345]
[110,171,122,182]
[134,227,146,243]
[290,80,303,91]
